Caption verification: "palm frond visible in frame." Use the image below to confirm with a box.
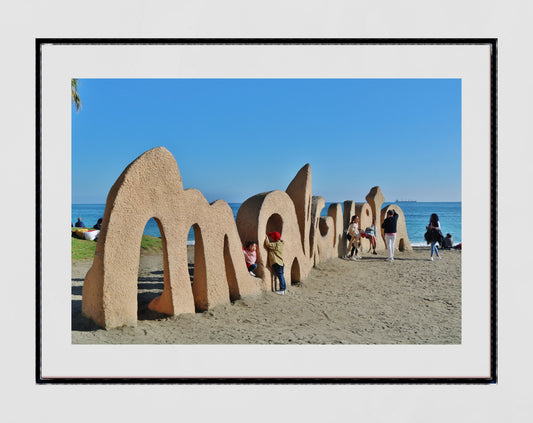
[71,78,82,112]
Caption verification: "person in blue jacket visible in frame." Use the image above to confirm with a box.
[74,217,85,228]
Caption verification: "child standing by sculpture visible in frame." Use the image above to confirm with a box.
[264,231,286,295]
[243,241,258,276]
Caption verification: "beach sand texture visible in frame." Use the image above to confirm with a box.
[72,246,461,344]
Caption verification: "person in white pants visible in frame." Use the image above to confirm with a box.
[384,233,396,261]
[381,209,399,261]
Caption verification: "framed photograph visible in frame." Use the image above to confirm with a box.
[37,39,496,382]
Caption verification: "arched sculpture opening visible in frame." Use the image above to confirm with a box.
[266,213,283,237]
[290,258,301,285]
[136,217,167,319]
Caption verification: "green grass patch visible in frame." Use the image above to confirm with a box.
[140,235,163,253]
[72,231,163,261]
[72,237,97,261]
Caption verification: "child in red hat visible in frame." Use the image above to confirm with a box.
[264,231,286,295]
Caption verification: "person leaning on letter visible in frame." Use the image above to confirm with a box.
[264,231,286,295]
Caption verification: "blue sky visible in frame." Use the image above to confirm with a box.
[72,78,461,204]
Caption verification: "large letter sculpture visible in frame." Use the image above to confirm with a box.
[81,147,412,329]
[82,147,260,329]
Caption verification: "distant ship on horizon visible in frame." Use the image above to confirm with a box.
[395,199,417,203]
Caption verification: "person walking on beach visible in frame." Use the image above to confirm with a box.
[75,217,85,228]
[382,209,399,261]
[264,231,286,295]
[243,241,258,277]
[425,213,443,261]
[346,215,361,260]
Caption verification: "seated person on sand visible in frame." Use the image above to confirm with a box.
[74,217,85,228]
[243,241,258,277]
[93,218,103,230]
[441,233,454,249]
[360,220,378,255]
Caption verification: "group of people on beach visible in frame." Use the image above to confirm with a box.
[345,215,378,260]
[243,209,460,295]
[344,210,399,261]
[346,210,457,262]
[242,211,459,294]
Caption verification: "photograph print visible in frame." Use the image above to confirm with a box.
[39,40,495,381]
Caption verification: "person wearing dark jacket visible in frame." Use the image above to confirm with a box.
[381,209,399,261]
[74,217,85,228]
[425,213,442,261]
[93,218,103,230]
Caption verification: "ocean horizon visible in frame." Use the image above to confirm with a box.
[72,201,461,246]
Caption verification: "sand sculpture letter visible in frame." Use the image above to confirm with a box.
[353,202,374,253]
[82,147,260,329]
[285,164,313,258]
[81,147,412,329]
[310,196,325,264]
[327,203,344,258]
[365,187,387,252]
[380,204,412,252]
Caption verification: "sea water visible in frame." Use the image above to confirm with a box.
[72,201,461,246]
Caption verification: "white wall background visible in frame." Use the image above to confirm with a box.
[0,1,530,422]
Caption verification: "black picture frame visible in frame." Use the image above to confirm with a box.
[36,38,497,384]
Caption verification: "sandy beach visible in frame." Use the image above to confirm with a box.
[71,246,461,345]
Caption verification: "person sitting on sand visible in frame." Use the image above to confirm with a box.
[382,209,399,261]
[243,241,258,277]
[264,231,286,295]
[346,215,361,260]
[360,219,378,255]
[74,217,85,228]
[441,233,454,249]
[93,218,103,230]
